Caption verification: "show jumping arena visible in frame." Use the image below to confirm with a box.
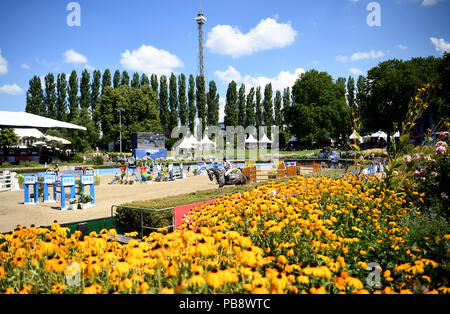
[0,161,337,234]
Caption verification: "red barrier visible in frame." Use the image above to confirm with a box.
[174,199,216,230]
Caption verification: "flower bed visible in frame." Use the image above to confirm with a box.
[0,174,448,294]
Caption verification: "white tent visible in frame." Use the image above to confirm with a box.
[245,134,258,144]
[370,130,388,141]
[0,111,86,130]
[201,135,216,149]
[14,128,45,139]
[259,134,272,144]
[188,135,201,147]
[175,136,195,149]
[45,135,71,145]
[349,130,363,143]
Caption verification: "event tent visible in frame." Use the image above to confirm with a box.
[349,130,363,143]
[0,111,86,130]
[259,134,272,144]
[45,135,71,145]
[200,135,216,149]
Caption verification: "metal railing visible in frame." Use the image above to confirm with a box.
[111,205,174,238]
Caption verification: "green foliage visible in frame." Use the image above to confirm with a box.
[274,90,282,127]
[99,85,161,151]
[285,70,350,146]
[0,128,18,149]
[70,154,84,164]
[178,74,188,126]
[207,80,220,127]
[159,75,169,131]
[237,84,246,126]
[121,71,130,86]
[169,73,178,130]
[113,70,121,88]
[114,206,173,237]
[196,75,207,133]
[101,69,112,94]
[225,81,238,127]
[245,87,255,128]
[263,83,273,136]
[44,73,57,119]
[255,87,262,130]
[188,75,196,134]
[56,73,67,122]
[26,76,44,116]
[68,70,79,122]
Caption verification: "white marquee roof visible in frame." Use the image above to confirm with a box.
[0,111,86,130]
[14,128,45,139]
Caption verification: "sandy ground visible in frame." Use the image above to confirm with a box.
[0,174,219,233]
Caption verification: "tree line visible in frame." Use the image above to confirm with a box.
[25,70,221,152]
[24,53,449,152]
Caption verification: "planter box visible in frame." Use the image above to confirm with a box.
[69,204,78,210]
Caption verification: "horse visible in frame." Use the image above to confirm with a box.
[207,167,252,188]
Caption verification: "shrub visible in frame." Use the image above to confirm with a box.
[70,155,84,164]
[114,206,173,237]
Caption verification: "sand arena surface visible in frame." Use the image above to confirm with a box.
[0,174,217,233]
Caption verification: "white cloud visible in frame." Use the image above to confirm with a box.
[430,37,450,53]
[120,45,184,76]
[421,0,444,6]
[0,83,23,96]
[63,49,88,64]
[206,17,297,58]
[215,66,305,92]
[398,44,408,50]
[0,48,8,75]
[21,64,30,69]
[337,49,385,62]
[349,68,364,76]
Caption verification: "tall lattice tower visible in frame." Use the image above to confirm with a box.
[195,11,207,79]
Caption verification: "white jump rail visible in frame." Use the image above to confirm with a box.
[0,171,12,192]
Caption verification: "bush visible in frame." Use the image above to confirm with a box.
[90,155,104,166]
[70,155,84,164]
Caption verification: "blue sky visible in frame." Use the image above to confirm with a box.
[0,0,449,122]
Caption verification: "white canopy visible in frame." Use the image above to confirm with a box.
[45,135,71,145]
[175,136,196,149]
[349,130,363,143]
[259,134,272,144]
[245,134,258,143]
[14,128,45,139]
[0,111,86,130]
[188,135,201,147]
[370,130,387,141]
[201,134,216,149]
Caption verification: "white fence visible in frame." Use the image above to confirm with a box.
[0,171,12,192]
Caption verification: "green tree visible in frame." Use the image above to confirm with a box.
[0,128,18,151]
[131,72,141,89]
[80,70,91,111]
[196,75,207,133]
[169,73,179,130]
[263,83,273,136]
[255,87,262,131]
[285,69,350,146]
[151,74,158,93]
[274,90,282,127]
[121,71,130,86]
[113,70,121,88]
[245,87,255,128]
[141,73,150,87]
[224,81,238,127]
[44,73,57,118]
[68,70,79,122]
[282,87,291,130]
[178,73,188,126]
[159,75,169,130]
[207,80,220,127]
[361,57,443,138]
[237,84,246,126]
[56,73,67,121]
[188,75,196,133]
[91,70,101,123]
[99,85,161,151]
[347,76,356,110]
[101,69,112,95]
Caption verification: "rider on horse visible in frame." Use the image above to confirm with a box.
[223,157,233,178]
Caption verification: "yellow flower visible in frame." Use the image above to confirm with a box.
[161,287,175,294]
[51,283,66,294]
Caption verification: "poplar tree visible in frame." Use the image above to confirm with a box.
[131,72,141,88]
[25,76,44,116]
[347,76,356,110]
[113,70,121,88]
[196,75,207,133]
[263,83,273,136]
[188,74,196,134]
[169,73,178,130]
[151,74,158,93]
[274,90,282,127]
[44,73,57,118]
[91,70,101,123]
[102,69,112,95]
[68,70,79,122]
[224,81,238,127]
[255,86,262,131]
[245,87,255,128]
[159,75,169,130]
[207,80,219,126]
[282,87,291,129]
[56,73,67,121]
[237,84,246,126]
[80,69,91,111]
[141,73,150,87]
[121,71,130,86]
[178,73,188,126]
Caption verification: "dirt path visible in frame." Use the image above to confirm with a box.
[0,175,218,233]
